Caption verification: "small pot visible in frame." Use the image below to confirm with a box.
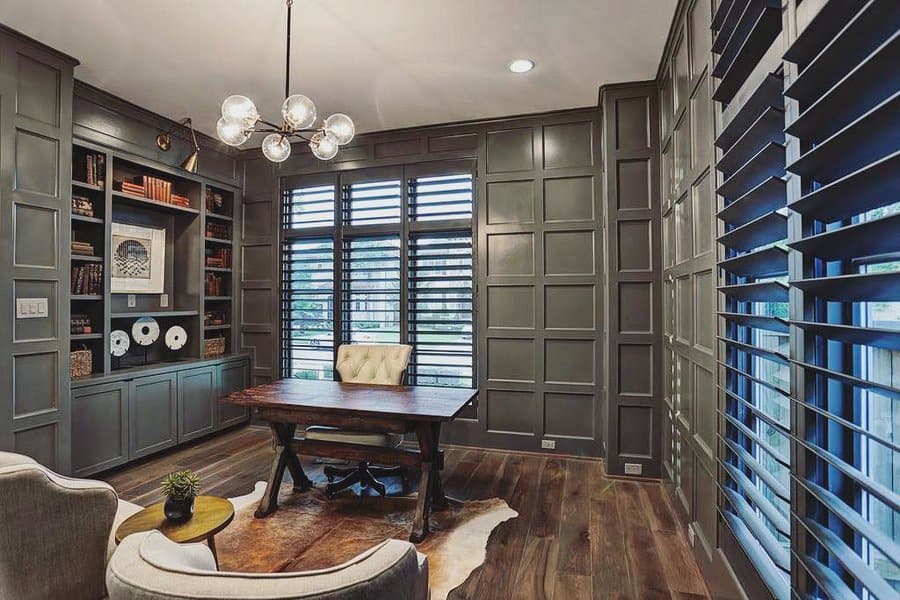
[163,495,195,522]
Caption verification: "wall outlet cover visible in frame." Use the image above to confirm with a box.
[541,439,556,450]
[624,463,643,475]
[128,294,136,308]
[160,293,169,307]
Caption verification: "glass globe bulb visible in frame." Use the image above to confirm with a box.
[310,132,338,160]
[282,94,316,129]
[221,95,258,126]
[261,133,291,163]
[216,117,250,146]
[324,113,355,145]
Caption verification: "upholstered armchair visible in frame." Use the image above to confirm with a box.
[106,530,429,600]
[305,343,413,498]
[0,451,142,600]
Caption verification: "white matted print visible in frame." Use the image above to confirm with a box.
[111,222,166,293]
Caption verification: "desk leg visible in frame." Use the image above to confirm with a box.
[430,422,449,510]
[411,422,445,542]
[275,424,312,491]
[255,441,289,517]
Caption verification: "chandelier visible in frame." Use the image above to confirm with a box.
[215,0,355,162]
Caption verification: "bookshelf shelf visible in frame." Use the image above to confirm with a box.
[71,333,104,340]
[204,267,232,273]
[72,180,104,192]
[72,295,103,301]
[204,296,232,301]
[204,236,232,245]
[204,324,232,331]
[72,214,104,225]
[112,191,200,215]
[71,255,103,262]
[206,213,233,222]
[110,310,200,319]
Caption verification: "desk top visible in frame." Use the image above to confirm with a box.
[222,378,478,422]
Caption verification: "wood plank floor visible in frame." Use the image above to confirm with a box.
[103,426,709,599]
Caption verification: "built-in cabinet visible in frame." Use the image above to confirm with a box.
[71,355,249,476]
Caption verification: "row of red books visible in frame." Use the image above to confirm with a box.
[71,264,103,295]
[205,221,229,239]
[205,248,232,269]
[204,273,227,297]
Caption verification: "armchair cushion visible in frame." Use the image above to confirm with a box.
[107,530,429,599]
[335,344,412,385]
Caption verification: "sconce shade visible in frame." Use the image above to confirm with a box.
[181,150,199,173]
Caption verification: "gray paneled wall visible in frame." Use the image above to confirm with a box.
[599,83,663,477]
[656,0,741,597]
[0,26,77,471]
[240,108,611,456]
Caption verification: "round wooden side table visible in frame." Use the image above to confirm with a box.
[115,495,234,566]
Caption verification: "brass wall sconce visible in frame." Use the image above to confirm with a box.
[156,117,201,173]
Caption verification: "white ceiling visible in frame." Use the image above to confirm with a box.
[1,0,676,139]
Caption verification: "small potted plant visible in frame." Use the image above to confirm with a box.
[161,469,201,522]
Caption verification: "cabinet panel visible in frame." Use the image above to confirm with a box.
[71,382,128,476]
[177,366,216,442]
[129,373,177,458]
[217,360,249,428]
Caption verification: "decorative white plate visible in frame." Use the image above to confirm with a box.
[165,325,188,351]
[132,317,160,346]
[110,330,130,357]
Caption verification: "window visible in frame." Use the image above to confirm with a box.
[282,162,475,388]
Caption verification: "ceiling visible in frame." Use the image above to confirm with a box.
[0,0,676,139]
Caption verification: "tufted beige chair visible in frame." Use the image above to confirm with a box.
[0,451,142,599]
[305,343,413,497]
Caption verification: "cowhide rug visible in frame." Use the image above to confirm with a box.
[215,481,517,600]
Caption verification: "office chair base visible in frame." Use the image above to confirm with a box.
[324,462,408,499]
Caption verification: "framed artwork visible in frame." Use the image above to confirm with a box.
[111,222,166,293]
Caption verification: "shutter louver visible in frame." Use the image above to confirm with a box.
[713,1,790,596]
[785,1,900,597]
[341,236,401,344]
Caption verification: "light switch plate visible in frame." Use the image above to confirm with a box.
[16,297,48,319]
[541,439,556,450]
[624,463,643,475]
[160,293,169,307]
[128,294,136,308]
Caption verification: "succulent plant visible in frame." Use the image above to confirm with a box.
[161,469,201,501]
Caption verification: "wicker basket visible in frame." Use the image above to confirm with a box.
[203,337,226,358]
[70,347,92,378]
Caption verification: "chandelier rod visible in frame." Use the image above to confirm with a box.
[285,0,293,101]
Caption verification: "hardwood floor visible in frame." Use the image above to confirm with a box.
[103,425,709,599]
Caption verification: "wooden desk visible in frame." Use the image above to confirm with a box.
[221,379,477,542]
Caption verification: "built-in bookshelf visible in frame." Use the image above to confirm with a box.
[68,142,239,379]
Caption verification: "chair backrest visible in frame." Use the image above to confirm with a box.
[106,530,429,600]
[0,452,118,600]
[335,343,412,385]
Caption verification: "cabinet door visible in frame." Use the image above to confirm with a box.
[216,360,250,429]
[130,373,177,459]
[178,366,217,442]
[71,382,129,477]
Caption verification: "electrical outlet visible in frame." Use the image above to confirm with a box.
[160,293,169,308]
[687,524,696,547]
[128,294,136,308]
[624,462,643,475]
[541,439,556,450]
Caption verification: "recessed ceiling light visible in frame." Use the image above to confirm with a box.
[508,59,535,74]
